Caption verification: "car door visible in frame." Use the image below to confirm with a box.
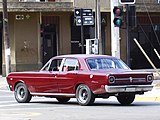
[35,71,58,93]
[35,58,62,93]
[56,58,79,94]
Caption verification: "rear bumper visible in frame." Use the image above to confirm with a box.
[105,85,153,93]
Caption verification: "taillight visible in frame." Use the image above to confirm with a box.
[109,76,115,83]
[147,75,153,82]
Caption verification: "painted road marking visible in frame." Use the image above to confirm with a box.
[0,103,32,108]
[0,112,41,117]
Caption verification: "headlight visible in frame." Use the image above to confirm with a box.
[109,76,115,83]
[147,75,153,82]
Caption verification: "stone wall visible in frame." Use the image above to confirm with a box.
[0,1,73,12]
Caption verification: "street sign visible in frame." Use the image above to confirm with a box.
[74,9,93,17]
[76,16,94,26]
[82,9,93,16]
[119,0,136,4]
[74,9,81,17]
[74,8,94,26]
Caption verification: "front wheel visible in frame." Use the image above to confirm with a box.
[117,93,135,105]
[76,84,95,106]
[14,83,32,103]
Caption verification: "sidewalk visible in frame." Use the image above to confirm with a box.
[0,77,8,89]
[1,77,160,102]
[136,80,160,101]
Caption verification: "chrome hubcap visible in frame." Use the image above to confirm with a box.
[16,86,25,100]
[79,88,88,103]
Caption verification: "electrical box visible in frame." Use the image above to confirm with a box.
[86,39,98,54]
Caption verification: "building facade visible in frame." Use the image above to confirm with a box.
[0,0,160,75]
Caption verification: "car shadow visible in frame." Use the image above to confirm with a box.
[29,99,160,107]
[93,101,160,107]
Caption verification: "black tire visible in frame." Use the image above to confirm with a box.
[14,83,32,103]
[117,93,135,106]
[56,97,70,103]
[76,84,95,106]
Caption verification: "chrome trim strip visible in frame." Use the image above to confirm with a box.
[30,92,75,97]
[115,78,146,81]
[105,85,153,93]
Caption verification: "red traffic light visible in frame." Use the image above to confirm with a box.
[113,6,123,16]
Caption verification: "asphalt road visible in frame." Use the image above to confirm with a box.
[1,87,160,120]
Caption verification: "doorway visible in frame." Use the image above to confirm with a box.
[70,14,107,54]
[0,29,2,74]
[0,15,2,74]
[130,25,160,69]
[43,31,57,65]
[41,16,59,65]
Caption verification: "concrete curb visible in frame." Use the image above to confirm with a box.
[135,96,160,101]
[135,82,160,102]
[0,77,7,88]
[153,72,160,80]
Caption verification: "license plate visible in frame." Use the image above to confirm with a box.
[126,88,135,92]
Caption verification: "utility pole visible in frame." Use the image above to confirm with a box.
[126,4,130,66]
[110,0,120,58]
[95,0,102,54]
[2,0,11,76]
[80,8,84,54]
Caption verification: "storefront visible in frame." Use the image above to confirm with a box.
[1,0,160,75]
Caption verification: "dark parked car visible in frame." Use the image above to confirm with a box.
[6,54,153,106]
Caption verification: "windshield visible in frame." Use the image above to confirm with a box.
[86,58,130,70]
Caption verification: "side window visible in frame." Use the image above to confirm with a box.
[49,59,62,71]
[41,62,50,71]
[62,58,79,72]
[41,59,62,71]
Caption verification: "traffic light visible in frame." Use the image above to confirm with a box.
[119,0,136,4]
[113,6,123,27]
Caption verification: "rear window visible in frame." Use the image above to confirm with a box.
[86,58,130,70]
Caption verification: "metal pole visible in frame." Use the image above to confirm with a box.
[95,0,102,54]
[97,0,102,54]
[126,4,130,66]
[2,0,11,76]
[95,0,98,39]
[80,8,84,54]
[154,49,160,60]
[110,0,120,58]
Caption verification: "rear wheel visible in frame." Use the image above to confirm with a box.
[76,84,95,106]
[117,93,135,105]
[56,97,70,103]
[14,83,32,103]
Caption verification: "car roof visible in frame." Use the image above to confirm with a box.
[53,54,117,59]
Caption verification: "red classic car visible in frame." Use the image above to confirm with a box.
[6,54,153,106]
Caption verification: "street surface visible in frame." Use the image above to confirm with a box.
[0,86,160,120]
